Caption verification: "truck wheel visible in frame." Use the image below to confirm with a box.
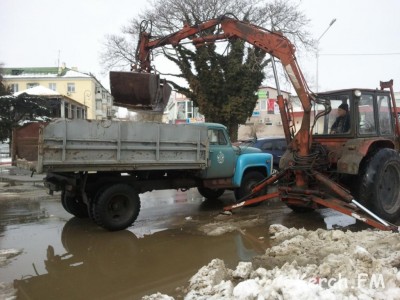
[61,191,89,218]
[197,187,225,199]
[234,171,266,202]
[358,148,400,222]
[93,184,141,231]
[88,185,110,221]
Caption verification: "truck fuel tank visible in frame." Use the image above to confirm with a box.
[110,71,171,113]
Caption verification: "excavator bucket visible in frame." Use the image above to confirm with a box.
[110,71,172,113]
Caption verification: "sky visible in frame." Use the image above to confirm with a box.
[1,0,400,93]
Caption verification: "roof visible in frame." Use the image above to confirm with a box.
[14,85,60,96]
[2,67,92,79]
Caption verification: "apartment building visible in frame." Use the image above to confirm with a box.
[1,64,113,120]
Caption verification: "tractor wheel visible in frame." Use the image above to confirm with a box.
[61,191,89,218]
[358,148,400,222]
[92,184,141,231]
[234,171,266,203]
[197,187,225,199]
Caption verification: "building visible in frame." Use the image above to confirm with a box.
[165,91,204,124]
[165,88,294,138]
[1,64,114,120]
[14,85,87,119]
[238,86,292,139]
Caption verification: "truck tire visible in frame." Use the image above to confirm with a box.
[197,187,225,199]
[92,184,141,231]
[88,185,111,221]
[358,148,400,222]
[234,171,267,202]
[61,191,89,218]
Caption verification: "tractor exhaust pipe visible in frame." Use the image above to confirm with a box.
[110,71,172,113]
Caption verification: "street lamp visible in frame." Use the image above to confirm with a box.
[316,18,337,92]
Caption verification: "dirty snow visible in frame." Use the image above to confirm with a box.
[144,224,400,299]
[199,218,263,236]
[0,249,23,267]
[0,249,22,300]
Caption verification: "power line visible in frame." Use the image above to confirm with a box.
[320,52,400,56]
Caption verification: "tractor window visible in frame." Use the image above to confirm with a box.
[358,95,376,135]
[378,95,393,135]
[327,95,351,134]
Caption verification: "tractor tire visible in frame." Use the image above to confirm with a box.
[234,171,267,203]
[197,187,225,199]
[92,184,141,231]
[61,191,89,218]
[358,148,400,222]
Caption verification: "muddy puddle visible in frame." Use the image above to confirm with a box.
[0,183,369,299]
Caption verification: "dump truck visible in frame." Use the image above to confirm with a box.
[126,14,400,231]
[12,119,272,231]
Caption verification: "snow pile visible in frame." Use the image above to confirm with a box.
[0,249,22,300]
[0,249,22,267]
[144,225,400,299]
[199,218,263,236]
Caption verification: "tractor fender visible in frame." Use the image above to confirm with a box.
[337,138,395,175]
[232,153,272,187]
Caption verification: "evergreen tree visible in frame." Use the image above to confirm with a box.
[0,67,55,143]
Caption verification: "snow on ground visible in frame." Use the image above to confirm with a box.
[144,224,400,299]
[0,249,23,267]
[0,249,22,300]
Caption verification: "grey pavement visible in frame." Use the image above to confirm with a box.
[0,165,45,183]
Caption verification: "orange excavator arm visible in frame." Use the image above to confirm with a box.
[136,15,315,167]
[132,15,400,233]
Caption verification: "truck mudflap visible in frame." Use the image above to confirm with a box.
[110,71,171,113]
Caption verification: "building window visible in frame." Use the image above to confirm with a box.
[71,105,76,119]
[177,101,186,119]
[107,107,112,117]
[27,83,39,89]
[67,83,75,93]
[260,99,267,111]
[49,83,56,91]
[96,100,102,110]
[186,101,193,118]
[10,83,19,93]
[64,103,70,118]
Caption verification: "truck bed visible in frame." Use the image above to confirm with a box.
[13,119,209,174]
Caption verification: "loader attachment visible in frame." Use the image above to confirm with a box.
[110,71,172,113]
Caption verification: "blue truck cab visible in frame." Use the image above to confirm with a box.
[190,123,273,200]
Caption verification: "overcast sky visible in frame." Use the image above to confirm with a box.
[1,0,400,93]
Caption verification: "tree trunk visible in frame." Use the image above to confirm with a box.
[228,123,239,143]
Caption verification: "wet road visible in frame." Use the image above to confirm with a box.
[0,178,367,299]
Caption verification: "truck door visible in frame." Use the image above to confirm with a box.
[205,128,236,178]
